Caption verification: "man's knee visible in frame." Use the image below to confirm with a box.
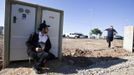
[42,52,48,57]
[29,51,38,59]
[46,52,56,60]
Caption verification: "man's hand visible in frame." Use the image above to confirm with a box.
[35,47,42,52]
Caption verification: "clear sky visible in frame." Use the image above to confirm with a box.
[1,0,134,36]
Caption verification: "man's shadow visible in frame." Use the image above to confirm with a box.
[38,55,127,74]
[7,55,127,74]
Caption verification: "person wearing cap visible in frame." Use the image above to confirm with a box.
[26,20,55,74]
[105,26,117,48]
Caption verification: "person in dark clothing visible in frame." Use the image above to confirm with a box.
[26,20,55,74]
[105,26,117,48]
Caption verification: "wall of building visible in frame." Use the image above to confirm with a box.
[123,26,134,52]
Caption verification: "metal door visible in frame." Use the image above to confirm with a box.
[10,4,36,61]
[42,10,60,57]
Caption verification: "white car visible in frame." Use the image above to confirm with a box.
[114,35,123,40]
[68,33,88,38]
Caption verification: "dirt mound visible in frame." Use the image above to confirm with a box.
[62,47,129,68]
[63,47,129,58]
[73,49,92,56]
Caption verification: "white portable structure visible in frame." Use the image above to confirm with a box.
[4,0,64,67]
[123,26,134,52]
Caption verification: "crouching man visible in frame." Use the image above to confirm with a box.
[26,20,55,74]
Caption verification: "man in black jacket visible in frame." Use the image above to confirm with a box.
[105,26,117,48]
[26,20,55,74]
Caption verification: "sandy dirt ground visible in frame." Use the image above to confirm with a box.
[0,38,134,75]
[62,38,128,57]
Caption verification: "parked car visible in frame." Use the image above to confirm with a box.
[90,36,96,39]
[68,33,88,38]
[114,35,123,40]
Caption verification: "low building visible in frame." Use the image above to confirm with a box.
[0,26,4,35]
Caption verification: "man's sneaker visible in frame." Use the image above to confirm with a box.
[33,66,42,74]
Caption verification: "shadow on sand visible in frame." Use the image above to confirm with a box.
[7,55,127,74]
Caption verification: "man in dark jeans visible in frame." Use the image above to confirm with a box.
[26,20,55,74]
[105,26,117,48]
